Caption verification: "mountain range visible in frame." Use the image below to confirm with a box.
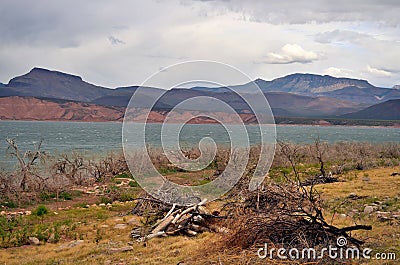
[0,67,399,123]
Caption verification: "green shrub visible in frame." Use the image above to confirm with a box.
[39,191,56,201]
[116,172,132,179]
[59,192,72,200]
[33,205,49,223]
[119,191,136,202]
[128,180,139,187]
[99,197,112,205]
[0,201,17,208]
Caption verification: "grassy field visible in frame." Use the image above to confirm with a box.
[0,165,399,265]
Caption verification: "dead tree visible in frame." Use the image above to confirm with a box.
[311,137,327,177]
[53,153,86,185]
[6,138,47,191]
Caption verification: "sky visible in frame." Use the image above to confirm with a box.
[0,0,400,88]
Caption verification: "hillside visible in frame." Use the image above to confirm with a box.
[0,68,110,102]
[341,99,400,120]
[92,87,364,117]
[0,96,124,122]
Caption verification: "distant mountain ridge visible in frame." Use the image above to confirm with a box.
[341,99,400,121]
[193,73,400,104]
[0,67,399,121]
[254,73,374,93]
[1,68,110,101]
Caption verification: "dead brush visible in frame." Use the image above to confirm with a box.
[222,183,372,261]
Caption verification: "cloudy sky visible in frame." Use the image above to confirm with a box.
[0,0,399,88]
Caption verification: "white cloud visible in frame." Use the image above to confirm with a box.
[315,30,373,44]
[322,67,357,78]
[264,44,321,64]
[365,65,393,77]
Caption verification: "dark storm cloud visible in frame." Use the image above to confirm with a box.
[108,36,125,45]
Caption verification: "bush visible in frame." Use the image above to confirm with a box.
[99,197,113,205]
[34,205,49,223]
[0,201,17,208]
[128,180,139,188]
[59,192,72,200]
[119,191,136,202]
[39,191,56,201]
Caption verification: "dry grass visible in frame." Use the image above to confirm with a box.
[318,166,400,198]
[0,166,399,264]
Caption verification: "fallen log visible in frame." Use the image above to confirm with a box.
[151,215,175,234]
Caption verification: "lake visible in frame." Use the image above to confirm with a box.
[0,120,399,169]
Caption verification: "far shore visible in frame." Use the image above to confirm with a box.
[0,118,399,128]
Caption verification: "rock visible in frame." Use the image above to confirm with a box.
[99,203,106,207]
[364,205,374,214]
[114,224,128,230]
[376,211,391,221]
[28,237,40,245]
[348,193,358,199]
[47,233,56,243]
[127,217,139,226]
[376,211,390,216]
[338,213,347,219]
[362,176,370,182]
[100,224,109,228]
[108,246,134,254]
[217,227,230,234]
[57,240,84,250]
[25,210,32,215]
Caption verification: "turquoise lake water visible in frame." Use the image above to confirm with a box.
[0,120,399,169]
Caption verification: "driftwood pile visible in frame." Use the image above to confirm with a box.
[130,198,224,241]
[224,183,371,250]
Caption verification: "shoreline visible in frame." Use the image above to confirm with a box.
[1,118,399,128]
